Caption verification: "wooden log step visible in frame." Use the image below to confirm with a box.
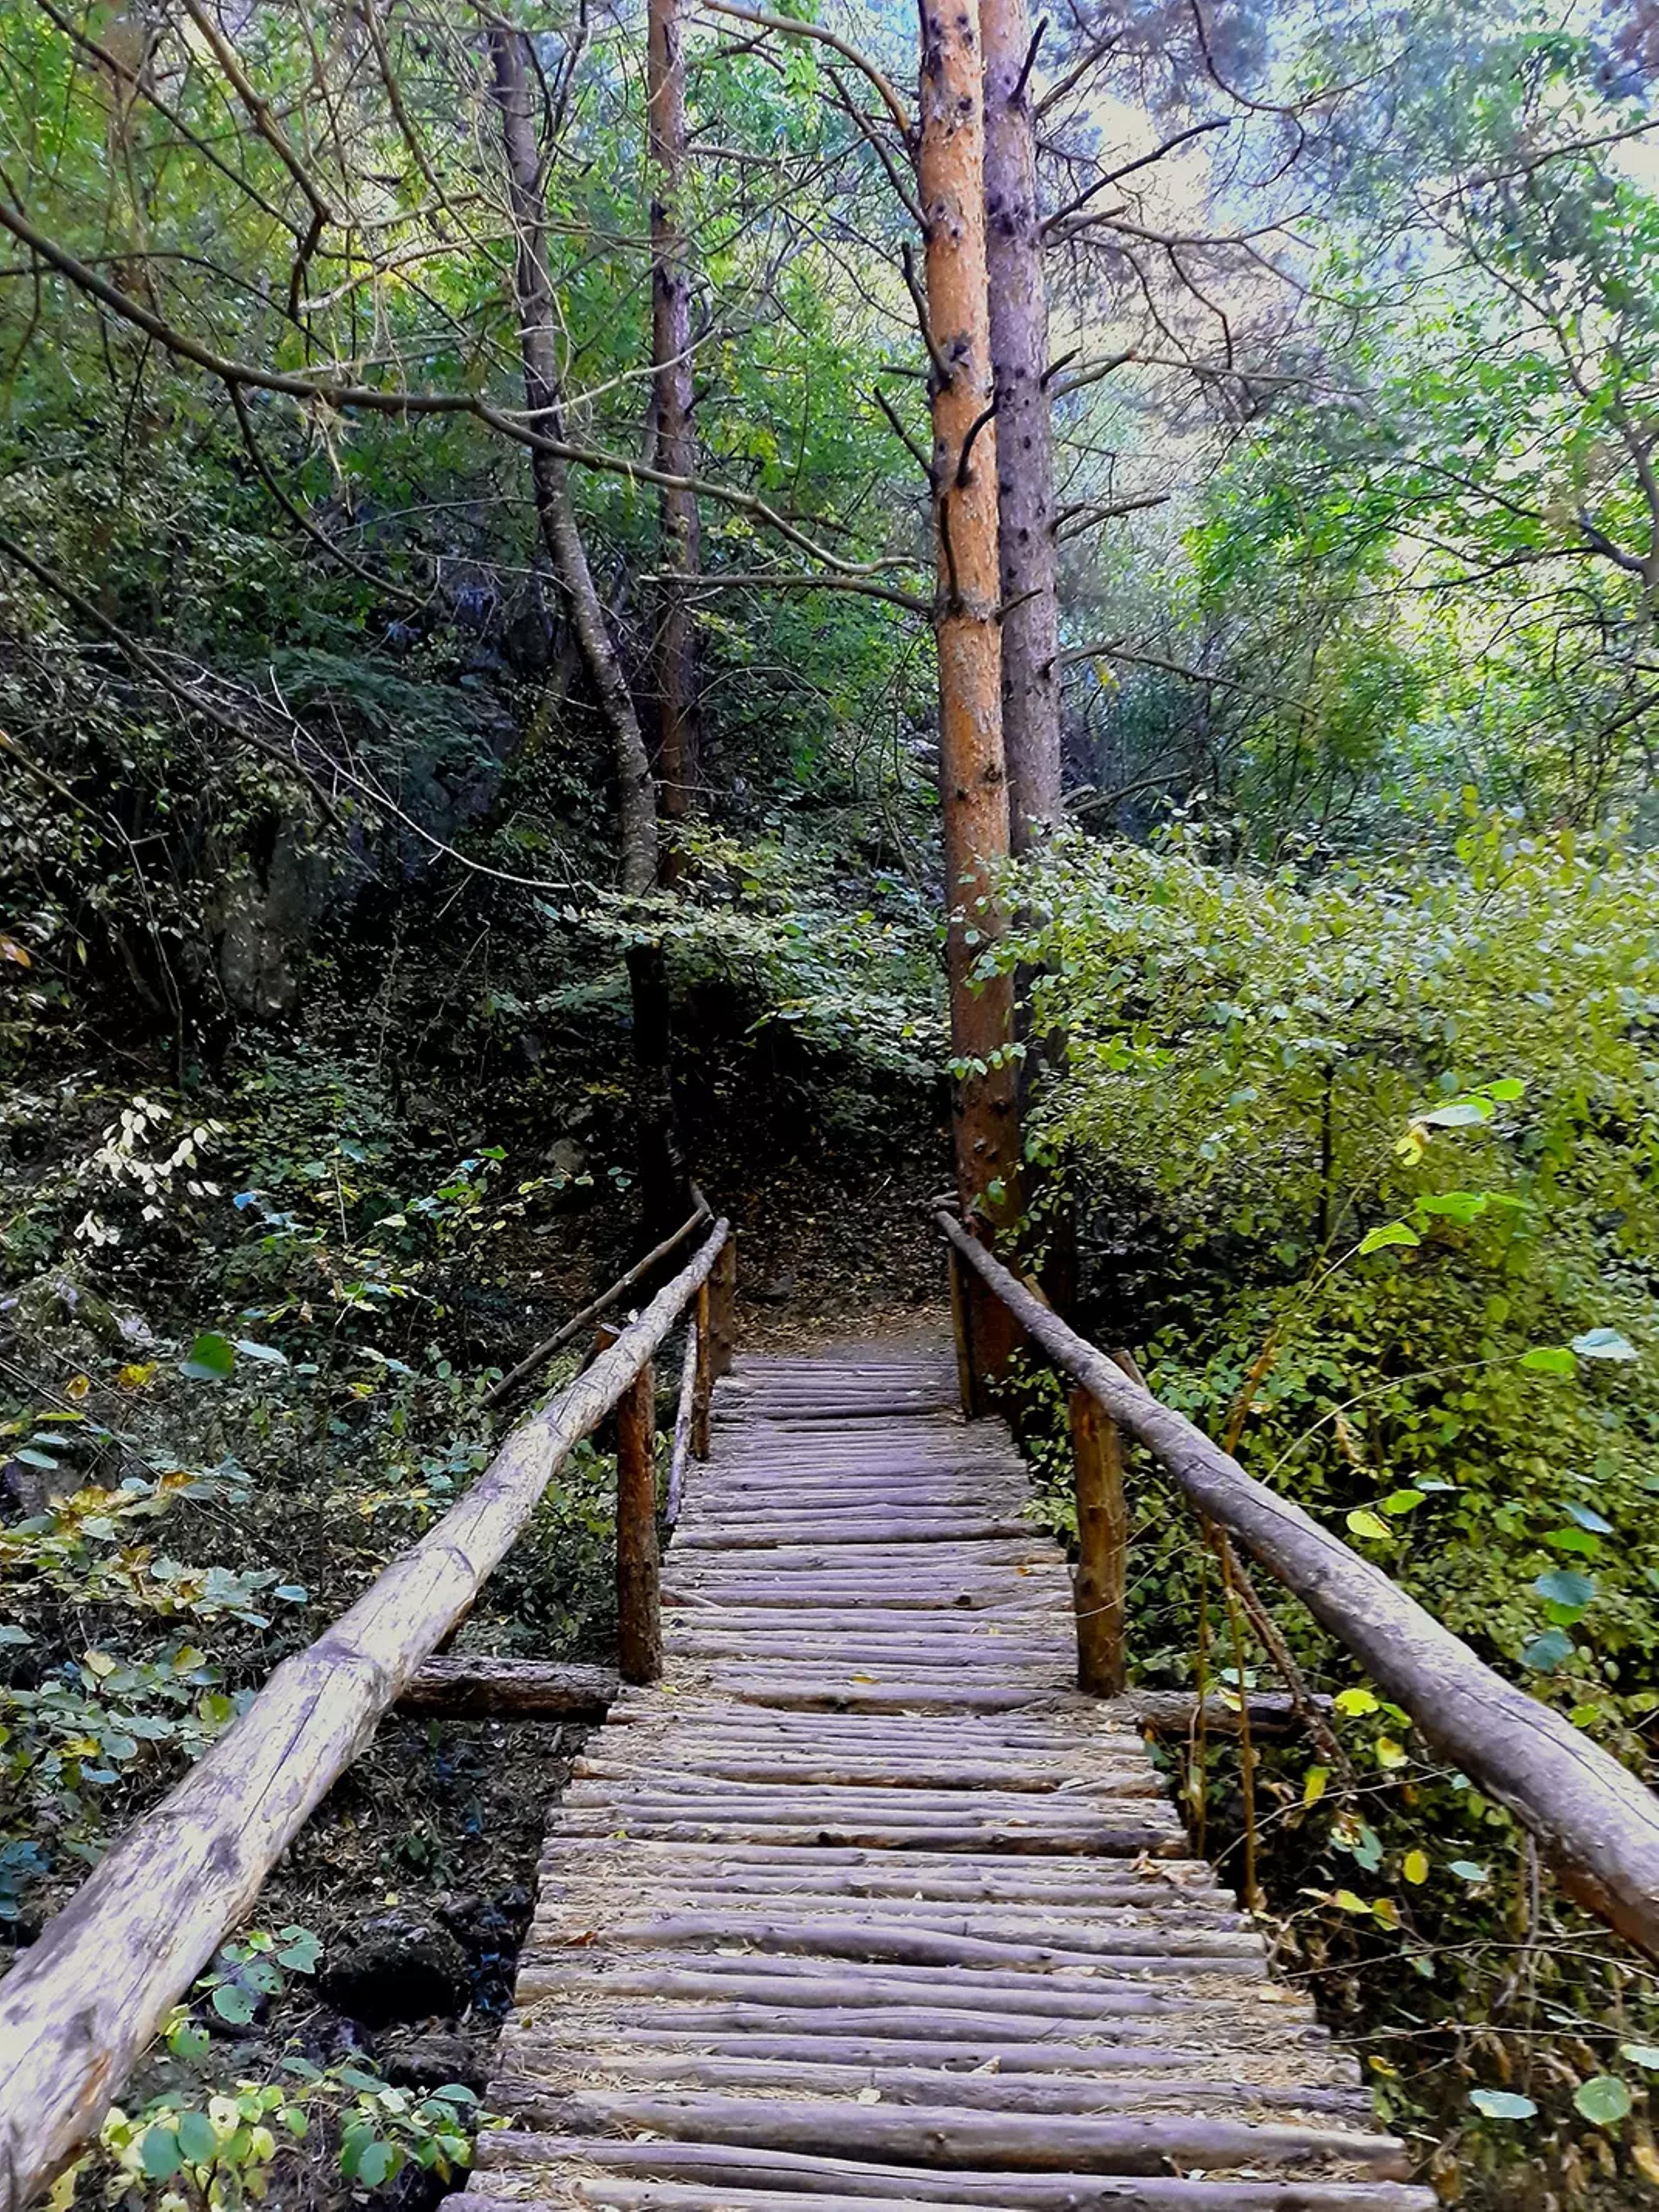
[546,1820,1186,1854]
[512,1961,1246,2020]
[535,1838,1218,1893]
[570,1757,1157,1792]
[470,2102,1414,2177]
[658,1588,1067,1612]
[485,2050,1371,2117]
[523,1931,1263,1982]
[528,1914,1262,1966]
[674,1521,1036,1549]
[558,1783,1176,1824]
[496,2027,1347,2082]
[536,1887,1247,1931]
[701,1682,1082,1715]
[659,1644,1076,1674]
[503,2005,1248,2050]
[453,2175,1436,2212]
[601,1708,1144,1745]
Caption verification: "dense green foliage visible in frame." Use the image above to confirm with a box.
[3,0,1659,2203]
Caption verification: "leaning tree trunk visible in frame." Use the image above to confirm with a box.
[648,0,701,865]
[492,27,689,1234]
[981,0,1059,850]
[917,0,1022,1379]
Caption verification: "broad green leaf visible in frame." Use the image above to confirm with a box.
[1562,1501,1613,1534]
[1533,1569,1595,1611]
[1334,1687,1379,1715]
[181,1333,236,1382]
[1521,1347,1575,1375]
[1402,1849,1429,1884]
[176,2111,219,2165]
[1573,2076,1632,2126]
[140,2127,182,2180]
[356,2140,395,2187]
[1357,1222,1420,1255]
[1571,1327,1637,1362]
[1520,1627,1574,1674]
[1421,1099,1493,1128]
[1470,2089,1536,2120]
[1346,1509,1391,1540]
[1619,2044,1659,2071]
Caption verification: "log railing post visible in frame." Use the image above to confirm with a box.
[615,1344,663,1685]
[947,1241,984,1419]
[691,1279,714,1458]
[1069,1383,1126,1696]
[709,1231,737,1378]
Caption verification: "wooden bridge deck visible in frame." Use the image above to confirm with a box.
[452,1339,1433,2212]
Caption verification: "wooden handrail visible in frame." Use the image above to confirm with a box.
[937,1211,1659,1964]
[482,1200,712,1408]
[0,1219,730,2212]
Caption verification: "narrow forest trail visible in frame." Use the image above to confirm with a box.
[448,1337,1434,2212]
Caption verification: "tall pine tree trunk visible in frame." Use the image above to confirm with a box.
[982,0,1059,848]
[648,0,700,862]
[982,0,1074,1308]
[492,27,689,1236]
[917,0,1022,1376]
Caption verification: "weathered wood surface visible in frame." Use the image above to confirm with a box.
[0,1223,729,2212]
[400,1658,617,1721]
[451,1337,1432,2212]
[939,1212,1659,1964]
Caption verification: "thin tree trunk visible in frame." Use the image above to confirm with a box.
[492,27,688,1233]
[490,25,657,898]
[917,0,1021,1379]
[648,0,700,858]
[982,0,1059,850]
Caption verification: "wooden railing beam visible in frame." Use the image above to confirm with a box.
[936,1210,1659,1965]
[0,1220,729,2212]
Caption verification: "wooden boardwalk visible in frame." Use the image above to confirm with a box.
[453,1339,1433,2212]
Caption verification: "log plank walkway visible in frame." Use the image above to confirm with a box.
[451,1338,1434,2212]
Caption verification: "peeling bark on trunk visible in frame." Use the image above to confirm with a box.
[917,0,1021,1378]
[648,0,700,858]
[492,28,688,1234]
[982,0,1059,850]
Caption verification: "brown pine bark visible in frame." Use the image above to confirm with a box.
[982,0,1059,850]
[917,0,1022,1375]
[648,0,701,853]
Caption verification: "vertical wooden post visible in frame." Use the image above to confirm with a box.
[690,1279,714,1460]
[1069,1384,1126,1696]
[709,1233,737,1379]
[947,1242,983,1420]
[616,1349,663,1685]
